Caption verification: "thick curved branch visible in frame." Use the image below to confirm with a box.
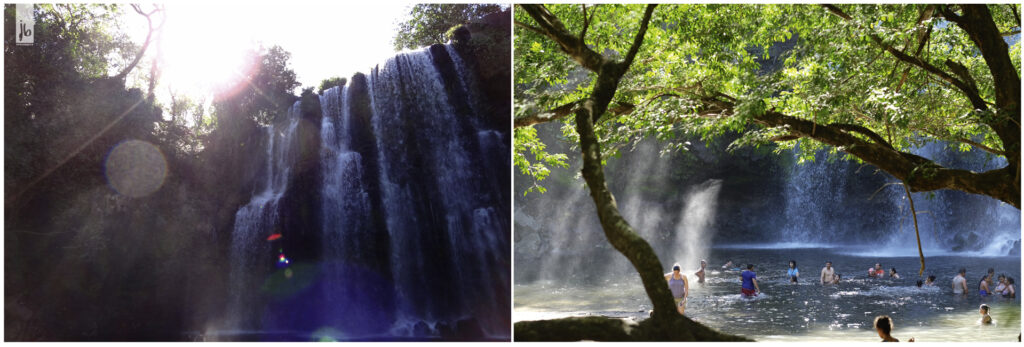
[829,123,895,150]
[515,100,636,128]
[937,4,1020,179]
[515,100,581,128]
[753,109,1018,208]
[518,4,605,72]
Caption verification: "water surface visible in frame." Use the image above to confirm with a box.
[515,247,1021,342]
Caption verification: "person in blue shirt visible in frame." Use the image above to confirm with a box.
[787,260,799,283]
[741,264,760,297]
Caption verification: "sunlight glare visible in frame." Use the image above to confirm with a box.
[158,4,255,94]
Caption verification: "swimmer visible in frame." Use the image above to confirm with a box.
[925,275,936,286]
[916,280,924,288]
[873,315,914,342]
[722,261,734,269]
[787,260,799,283]
[665,263,689,314]
[986,268,995,287]
[695,260,707,284]
[740,264,760,297]
[980,273,992,297]
[994,274,1008,294]
[889,268,900,279]
[868,263,884,278]
[979,304,993,325]
[1003,277,1016,298]
[821,261,835,285]
[832,273,841,285]
[952,268,968,295]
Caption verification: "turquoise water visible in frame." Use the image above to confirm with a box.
[514,247,1021,342]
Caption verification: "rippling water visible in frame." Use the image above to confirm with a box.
[514,247,1021,342]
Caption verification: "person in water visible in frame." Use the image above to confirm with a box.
[953,268,968,295]
[722,261,733,269]
[986,268,996,287]
[994,274,1008,294]
[665,263,689,314]
[820,261,835,285]
[741,264,760,297]
[832,273,841,284]
[925,275,936,286]
[787,260,799,283]
[868,263,885,278]
[889,268,900,279]
[979,273,992,297]
[979,304,993,325]
[695,260,707,284]
[873,315,914,342]
[1002,277,1016,298]
[916,280,924,288]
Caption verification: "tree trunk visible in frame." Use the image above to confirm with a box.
[574,99,678,321]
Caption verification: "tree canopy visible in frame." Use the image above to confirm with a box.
[515,4,1020,208]
[212,45,300,126]
[393,3,504,51]
[513,4,1020,340]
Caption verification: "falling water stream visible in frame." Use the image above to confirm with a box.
[223,44,509,341]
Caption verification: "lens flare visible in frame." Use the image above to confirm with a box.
[104,140,167,197]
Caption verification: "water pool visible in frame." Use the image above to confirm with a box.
[514,247,1020,342]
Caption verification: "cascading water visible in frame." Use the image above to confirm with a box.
[223,43,509,340]
[316,44,509,339]
[671,179,722,268]
[781,150,853,245]
[226,103,301,331]
[362,45,509,337]
[515,138,722,283]
[775,143,1020,255]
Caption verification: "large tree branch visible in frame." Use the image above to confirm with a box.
[937,4,1021,184]
[829,123,896,150]
[524,83,1019,207]
[113,4,164,81]
[519,4,606,72]
[619,5,657,71]
[754,109,1018,208]
[941,4,1022,111]
[822,4,988,111]
[514,100,636,128]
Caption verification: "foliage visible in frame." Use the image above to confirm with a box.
[393,3,503,51]
[4,4,162,195]
[515,4,1021,200]
[514,126,568,194]
[212,45,299,126]
[317,76,346,95]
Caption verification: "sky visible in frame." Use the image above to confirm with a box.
[125,2,414,98]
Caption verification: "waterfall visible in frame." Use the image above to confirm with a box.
[781,149,853,245]
[775,143,1020,255]
[317,45,509,338]
[671,179,722,271]
[223,44,509,340]
[226,103,301,331]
